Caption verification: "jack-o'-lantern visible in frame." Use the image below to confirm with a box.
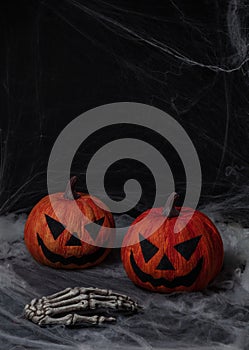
[24,177,115,269]
[121,193,224,293]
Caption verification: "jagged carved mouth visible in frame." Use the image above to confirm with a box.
[130,251,203,288]
[37,233,106,266]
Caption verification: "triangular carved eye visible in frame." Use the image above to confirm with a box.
[174,235,202,261]
[45,214,65,240]
[156,254,175,270]
[66,233,82,246]
[85,217,105,241]
[139,234,159,263]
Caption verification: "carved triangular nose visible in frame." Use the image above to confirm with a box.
[156,254,175,270]
[66,233,82,247]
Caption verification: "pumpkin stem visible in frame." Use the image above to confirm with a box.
[162,192,180,218]
[63,176,81,200]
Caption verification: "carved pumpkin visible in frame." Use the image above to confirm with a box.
[24,177,115,269]
[121,193,224,293]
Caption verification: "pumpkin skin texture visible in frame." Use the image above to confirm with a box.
[121,194,224,293]
[24,178,115,269]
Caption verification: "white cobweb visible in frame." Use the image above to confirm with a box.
[1,0,249,349]
[0,199,249,350]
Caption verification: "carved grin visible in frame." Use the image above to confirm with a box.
[130,251,203,288]
[37,233,106,266]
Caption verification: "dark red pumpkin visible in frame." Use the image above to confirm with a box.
[121,193,224,293]
[24,177,115,269]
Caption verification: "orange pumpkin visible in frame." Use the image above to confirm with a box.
[24,177,115,269]
[121,193,224,293]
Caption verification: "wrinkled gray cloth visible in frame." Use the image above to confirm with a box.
[0,211,249,350]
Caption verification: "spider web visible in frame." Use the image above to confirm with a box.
[1,0,249,214]
[0,205,249,350]
[1,0,249,349]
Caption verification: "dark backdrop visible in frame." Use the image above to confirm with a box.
[1,0,249,215]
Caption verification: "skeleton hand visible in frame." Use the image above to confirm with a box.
[24,287,141,327]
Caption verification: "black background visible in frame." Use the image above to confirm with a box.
[1,0,249,215]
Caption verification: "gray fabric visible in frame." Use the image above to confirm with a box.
[0,209,249,350]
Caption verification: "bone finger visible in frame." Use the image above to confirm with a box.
[87,289,133,302]
[79,287,112,296]
[89,294,139,309]
[45,287,132,301]
[44,288,72,300]
[24,298,38,312]
[89,299,123,310]
[117,298,141,310]
[38,314,73,326]
[29,314,45,324]
[107,299,139,311]
[90,289,131,299]
[88,297,141,311]
[111,299,131,311]
[44,288,81,303]
[71,314,116,326]
[44,294,88,308]
[88,294,120,301]
[84,287,132,298]
[24,308,35,320]
[121,301,138,311]
[45,301,89,316]
[88,294,131,302]
[111,292,133,300]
